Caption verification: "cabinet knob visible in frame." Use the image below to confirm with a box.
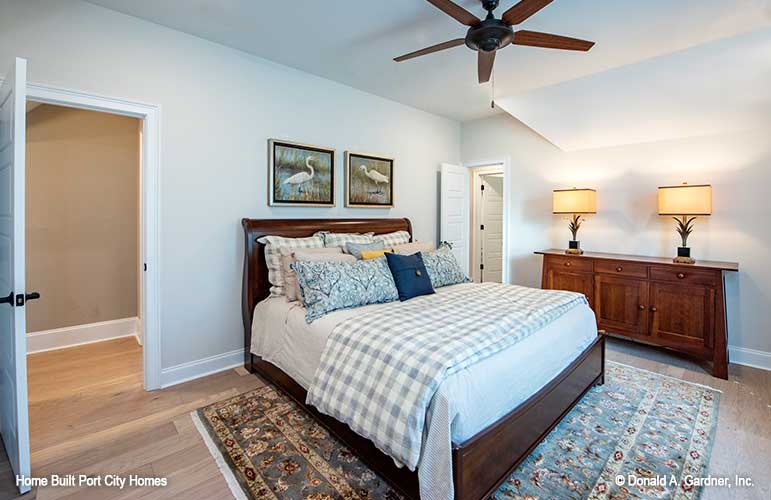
[616,266,623,272]
[677,273,685,279]
[564,261,571,267]
[638,304,646,310]
[650,306,657,312]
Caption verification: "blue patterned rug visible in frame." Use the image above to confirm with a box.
[494,362,720,500]
[195,361,719,500]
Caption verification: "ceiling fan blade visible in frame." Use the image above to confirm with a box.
[478,50,496,84]
[502,0,553,25]
[513,30,595,51]
[394,38,466,62]
[425,0,481,26]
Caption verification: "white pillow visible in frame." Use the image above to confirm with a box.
[257,234,324,296]
[373,230,411,247]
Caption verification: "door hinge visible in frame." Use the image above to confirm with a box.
[144,263,147,272]
[480,264,485,270]
[480,224,484,230]
[480,184,485,191]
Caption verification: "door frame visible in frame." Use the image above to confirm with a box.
[464,157,511,284]
[21,81,162,390]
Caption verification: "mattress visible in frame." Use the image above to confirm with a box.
[251,282,598,444]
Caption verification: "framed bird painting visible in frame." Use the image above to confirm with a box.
[268,139,335,207]
[345,152,394,208]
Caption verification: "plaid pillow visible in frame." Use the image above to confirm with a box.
[373,230,411,247]
[257,234,324,296]
[317,231,375,249]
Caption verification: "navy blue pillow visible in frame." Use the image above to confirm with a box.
[385,252,435,301]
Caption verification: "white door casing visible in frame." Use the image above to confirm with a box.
[23,82,162,391]
[480,175,504,282]
[0,57,31,493]
[440,163,470,275]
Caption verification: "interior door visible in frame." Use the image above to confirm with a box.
[440,163,469,275]
[480,175,503,282]
[0,57,31,493]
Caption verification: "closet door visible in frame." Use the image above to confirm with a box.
[440,163,470,275]
[0,56,31,493]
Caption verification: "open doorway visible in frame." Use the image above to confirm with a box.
[470,164,506,283]
[24,100,143,464]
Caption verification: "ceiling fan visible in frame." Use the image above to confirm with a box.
[394,0,595,84]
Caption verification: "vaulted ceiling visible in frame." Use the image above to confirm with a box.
[86,0,771,123]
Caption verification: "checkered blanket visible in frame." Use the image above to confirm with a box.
[306,282,588,469]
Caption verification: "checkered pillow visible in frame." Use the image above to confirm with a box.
[317,231,375,249]
[257,234,324,296]
[373,230,411,247]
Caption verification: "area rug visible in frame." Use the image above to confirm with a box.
[192,362,719,500]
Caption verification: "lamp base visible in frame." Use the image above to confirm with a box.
[565,240,584,255]
[673,246,695,264]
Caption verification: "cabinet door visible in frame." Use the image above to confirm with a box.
[595,276,649,337]
[545,269,594,307]
[649,282,715,354]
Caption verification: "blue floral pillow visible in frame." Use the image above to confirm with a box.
[292,258,398,322]
[422,244,471,288]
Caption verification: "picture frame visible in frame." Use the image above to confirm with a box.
[268,139,335,207]
[345,151,394,208]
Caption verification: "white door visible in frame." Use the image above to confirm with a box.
[480,175,504,282]
[0,57,31,493]
[440,163,469,275]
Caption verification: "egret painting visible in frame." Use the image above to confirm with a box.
[269,140,335,206]
[345,152,394,208]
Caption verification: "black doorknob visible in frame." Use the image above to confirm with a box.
[0,292,12,305]
[25,292,41,301]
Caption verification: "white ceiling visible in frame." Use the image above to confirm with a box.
[496,26,771,150]
[85,0,771,122]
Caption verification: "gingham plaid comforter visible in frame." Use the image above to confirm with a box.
[306,282,588,470]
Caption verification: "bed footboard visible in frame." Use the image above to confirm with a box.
[452,334,606,500]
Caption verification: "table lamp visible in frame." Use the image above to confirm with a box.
[658,183,712,264]
[553,188,597,255]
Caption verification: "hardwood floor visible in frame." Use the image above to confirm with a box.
[1,336,768,499]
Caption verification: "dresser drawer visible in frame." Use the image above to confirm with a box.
[595,260,648,279]
[649,266,718,287]
[545,255,593,273]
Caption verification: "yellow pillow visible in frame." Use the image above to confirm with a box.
[360,249,394,260]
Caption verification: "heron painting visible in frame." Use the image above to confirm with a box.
[269,140,335,206]
[345,152,394,208]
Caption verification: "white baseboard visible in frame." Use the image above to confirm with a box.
[729,345,771,371]
[160,349,244,389]
[27,317,140,354]
[135,317,144,346]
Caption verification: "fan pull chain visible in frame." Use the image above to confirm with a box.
[491,68,495,109]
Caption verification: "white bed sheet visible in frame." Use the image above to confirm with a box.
[251,283,598,444]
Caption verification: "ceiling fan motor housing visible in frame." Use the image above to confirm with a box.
[465,18,514,52]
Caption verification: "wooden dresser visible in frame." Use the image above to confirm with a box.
[535,249,738,379]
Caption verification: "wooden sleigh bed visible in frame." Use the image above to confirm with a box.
[241,217,606,500]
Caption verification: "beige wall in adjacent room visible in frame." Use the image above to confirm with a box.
[25,104,140,332]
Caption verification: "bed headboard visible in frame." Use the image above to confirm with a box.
[241,218,413,369]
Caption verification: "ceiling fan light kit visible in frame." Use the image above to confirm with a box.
[396,0,595,84]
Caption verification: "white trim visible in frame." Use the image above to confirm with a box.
[18,80,163,390]
[160,349,243,389]
[191,411,248,500]
[26,317,139,354]
[729,345,771,371]
[463,156,511,284]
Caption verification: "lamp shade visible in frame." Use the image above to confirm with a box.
[553,188,597,214]
[658,184,712,216]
